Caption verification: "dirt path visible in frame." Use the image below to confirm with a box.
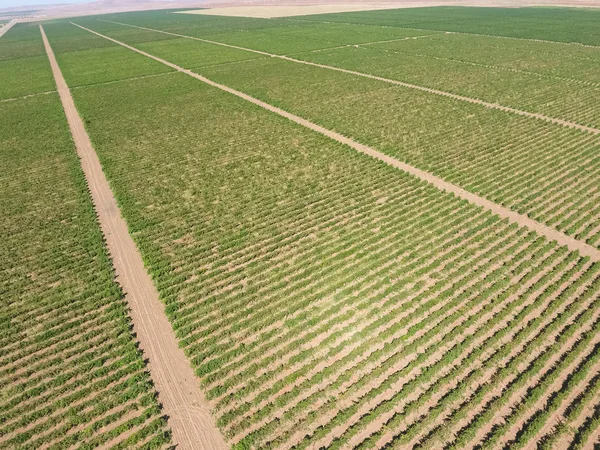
[70,23,600,263]
[0,19,16,38]
[40,25,227,450]
[100,19,600,135]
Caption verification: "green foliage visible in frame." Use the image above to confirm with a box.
[68,57,600,449]
[0,93,170,448]
[4,9,600,449]
[305,6,600,46]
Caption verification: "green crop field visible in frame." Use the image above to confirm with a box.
[0,53,170,448]
[2,5,600,450]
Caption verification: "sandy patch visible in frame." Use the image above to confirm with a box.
[179,4,414,18]
[3,0,600,21]
[177,0,600,18]
[0,19,16,38]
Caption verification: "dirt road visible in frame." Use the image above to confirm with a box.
[40,24,227,450]
[0,19,16,38]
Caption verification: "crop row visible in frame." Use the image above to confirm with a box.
[0,23,55,99]
[0,86,170,446]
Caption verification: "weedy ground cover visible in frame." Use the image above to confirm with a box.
[0,93,171,449]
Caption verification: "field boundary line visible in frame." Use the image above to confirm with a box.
[307,33,443,53]
[69,22,600,262]
[285,17,600,50]
[69,71,177,90]
[0,90,57,103]
[354,44,600,88]
[40,24,227,450]
[308,33,441,52]
[98,19,600,135]
[0,19,17,38]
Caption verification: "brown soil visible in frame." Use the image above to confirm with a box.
[521,359,600,449]
[368,253,583,449]
[466,305,600,448]
[40,25,227,450]
[70,22,600,263]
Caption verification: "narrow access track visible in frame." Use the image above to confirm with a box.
[0,19,17,38]
[40,24,227,450]
[70,22,600,263]
[99,19,600,135]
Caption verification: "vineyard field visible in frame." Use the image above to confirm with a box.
[58,36,600,448]
[0,92,170,448]
[304,6,600,46]
[42,23,173,88]
[3,6,600,450]
[86,12,600,128]
[300,43,600,129]
[0,24,54,99]
[56,19,600,251]
[371,33,600,84]
[0,24,46,60]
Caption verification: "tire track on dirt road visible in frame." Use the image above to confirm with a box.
[69,22,600,263]
[99,19,600,135]
[40,24,227,450]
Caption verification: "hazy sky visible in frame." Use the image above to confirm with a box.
[0,0,90,8]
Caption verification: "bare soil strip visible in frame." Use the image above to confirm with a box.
[40,24,227,450]
[0,19,16,38]
[70,23,600,263]
[100,19,600,135]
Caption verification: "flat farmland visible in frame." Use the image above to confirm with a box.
[87,11,600,129]
[68,18,600,249]
[0,83,170,447]
[3,6,600,450]
[0,23,54,99]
